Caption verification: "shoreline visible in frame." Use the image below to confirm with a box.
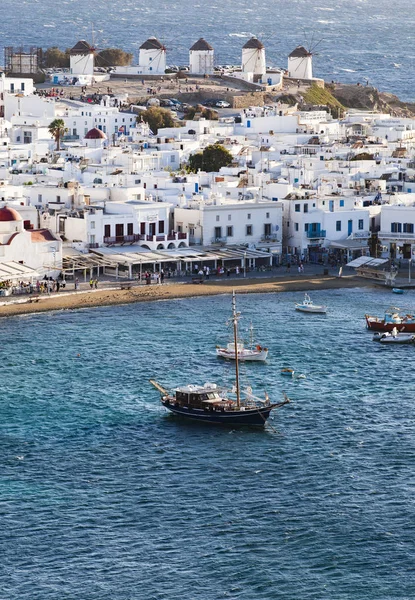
[0,274,371,318]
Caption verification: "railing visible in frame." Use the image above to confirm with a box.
[87,242,99,249]
[103,232,189,245]
[378,231,415,240]
[211,237,227,244]
[347,231,370,239]
[306,230,326,239]
[103,234,142,244]
[260,235,280,242]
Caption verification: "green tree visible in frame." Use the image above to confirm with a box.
[140,107,176,134]
[187,143,233,173]
[42,47,70,68]
[95,48,133,67]
[48,119,68,151]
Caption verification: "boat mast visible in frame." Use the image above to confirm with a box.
[232,290,241,408]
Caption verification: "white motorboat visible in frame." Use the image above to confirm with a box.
[216,320,268,361]
[295,293,327,314]
[373,327,415,344]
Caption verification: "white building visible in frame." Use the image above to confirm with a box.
[189,38,214,75]
[62,199,188,251]
[288,46,313,80]
[138,38,166,75]
[175,196,282,251]
[0,205,62,276]
[378,203,415,261]
[242,38,266,81]
[281,195,370,260]
[0,72,35,119]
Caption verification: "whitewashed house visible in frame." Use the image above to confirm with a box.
[282,195,370,260]
[174,196,282,250]
[62,199,188,251]
[378,203,415,261]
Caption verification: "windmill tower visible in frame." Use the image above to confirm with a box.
[242,38,266,79]
[138,37,166,74]
[69,40,95,78]
[189,38,214,75]
[288,46,313,80]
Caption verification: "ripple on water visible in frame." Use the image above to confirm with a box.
[0,288,414,599]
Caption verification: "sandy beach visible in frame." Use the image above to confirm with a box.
[0,274,370,318]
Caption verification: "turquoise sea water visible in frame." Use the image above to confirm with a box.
[0,288,414,599]
[2,0,414,100]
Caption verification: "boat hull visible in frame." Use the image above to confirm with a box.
[161,400,276,426]
[295,305,327,314]
[365,316,415,332]
[216,348,268,361]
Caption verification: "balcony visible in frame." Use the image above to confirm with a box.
[306,230,326,239]
[378,231,415,240]
[347,231,370,240]
[104,234,143,245]
[260,235,280,243]
[211,236,227,245]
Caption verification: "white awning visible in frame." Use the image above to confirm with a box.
[0,261,40,282]
[347,256,388,268]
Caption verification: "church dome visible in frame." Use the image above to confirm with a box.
[84,127,107,140]
[0,206,22,222]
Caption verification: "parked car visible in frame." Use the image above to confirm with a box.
[203,98,219,107]
[215,100,231,108]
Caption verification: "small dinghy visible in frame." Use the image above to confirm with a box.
[373,327,415,344]
[281,367,295,377]
[392,288,405,294]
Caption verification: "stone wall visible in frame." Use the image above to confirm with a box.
[231,92,265,109]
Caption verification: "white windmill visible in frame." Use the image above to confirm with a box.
[189,38,214,75]
[242,37,266,80]
[287,36,322,80]
[69,40,95,80]
[138,37,166,74]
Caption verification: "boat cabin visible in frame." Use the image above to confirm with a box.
[174,384,228,408]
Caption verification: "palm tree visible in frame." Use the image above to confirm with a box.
[48,119,67,151]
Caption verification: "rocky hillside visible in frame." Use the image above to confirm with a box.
[326,83,415,117]
[275,82,415,118]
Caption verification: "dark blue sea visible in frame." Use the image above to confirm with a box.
[0,287,414,599]
[1,0,414,101]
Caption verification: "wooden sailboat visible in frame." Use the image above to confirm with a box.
[150,291,289,426]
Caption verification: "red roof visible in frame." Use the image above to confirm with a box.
[85,127,107,140]
[30,229,58,243]
[0,206,22,222]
